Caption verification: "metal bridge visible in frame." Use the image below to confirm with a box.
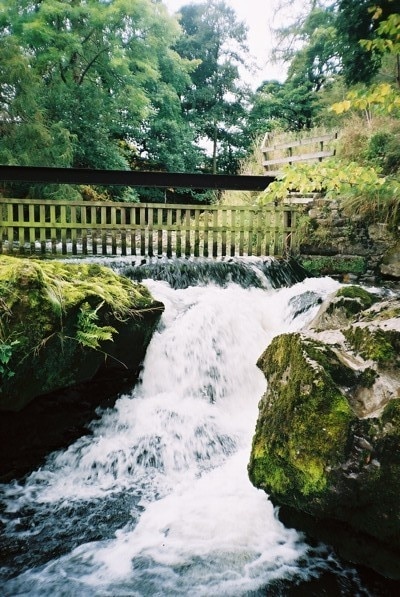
[0,166,297,258]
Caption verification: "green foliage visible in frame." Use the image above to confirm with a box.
[286,6,340,93]
[360,9,400,57]
[366,129,400,174]
[258,158,400,228]
[175,1,251,174]
[335,0,396,85]
[247,79,318,135]
[258,159,385,201]
[0,0,201,190]
[0,339,19,380]
[331,83,400,122]
[76,301,117,350]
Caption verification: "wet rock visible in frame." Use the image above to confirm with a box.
[380,242,400,280]
[248,287,400,579]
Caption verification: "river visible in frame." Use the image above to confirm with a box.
[0,258,398,595]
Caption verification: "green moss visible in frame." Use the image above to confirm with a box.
[381,398,400,427]
[296,457,327,495]
[250,333,354,506]
[336,286,376,305]
[0,255,154,329]
[358,367,378,388]
[304,339,359,387]
[381,307,400,319]
[249,445,292,494]
[344,326,399,366]
[300,256,366,277]
[332,286,378,317]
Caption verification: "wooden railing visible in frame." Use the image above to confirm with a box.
[261,131,338,176]
[0,199,298,258]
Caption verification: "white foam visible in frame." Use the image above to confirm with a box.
[1,275,341,595]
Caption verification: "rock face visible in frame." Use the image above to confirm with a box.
[0,256,164,411]
[248,286,400,578]
[381,241,400,280]
[296,197,399,286]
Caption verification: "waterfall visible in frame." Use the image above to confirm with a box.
[0,259,372,595]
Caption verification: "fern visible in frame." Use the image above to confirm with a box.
[76,301,117,350]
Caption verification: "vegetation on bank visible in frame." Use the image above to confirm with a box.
[0,256,162,410]
[226,1,400,233]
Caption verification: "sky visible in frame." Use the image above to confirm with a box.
[162,0,309,88]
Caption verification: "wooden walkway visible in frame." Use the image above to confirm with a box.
[0,199,298,258]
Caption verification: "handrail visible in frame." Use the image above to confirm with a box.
[261,131,338,176]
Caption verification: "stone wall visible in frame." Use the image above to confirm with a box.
[294,197,399,287]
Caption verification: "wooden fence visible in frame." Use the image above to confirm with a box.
[0,199,298,258]
[261,131,338,176]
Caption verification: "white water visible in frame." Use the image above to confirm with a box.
[1,273,365,596]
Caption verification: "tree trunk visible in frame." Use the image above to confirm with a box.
[212,120,218,174]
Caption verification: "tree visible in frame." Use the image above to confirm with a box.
[359,5,400,87]
[174,1,251,174]
[335,0,396,85]
[0,0,198,184]
[285,6,340,92]
[271,0,398,88]
[133,43,203,174]
[247,79,318,135]
[0,25,74,169]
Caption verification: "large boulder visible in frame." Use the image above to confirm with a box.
[0,256,164,411]
[248,286,400,578]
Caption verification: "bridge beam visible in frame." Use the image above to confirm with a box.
[0,166,274,191]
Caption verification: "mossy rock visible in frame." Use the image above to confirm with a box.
[380,242,400,279]
[249,288,400,574]
[300,255,366,278]
[249,333,355,505]
[335,285,378,312]
[0,256,164,411]
[249,320,400,565]
[344,325,400,368]
[310,286,379,331]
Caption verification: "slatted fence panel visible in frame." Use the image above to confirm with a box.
[0,199,298,258]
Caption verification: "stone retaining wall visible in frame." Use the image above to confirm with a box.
[295,197,399,286]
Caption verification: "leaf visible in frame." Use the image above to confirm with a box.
[76,301,118,350]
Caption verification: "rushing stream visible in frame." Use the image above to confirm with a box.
[0,258,396,595]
